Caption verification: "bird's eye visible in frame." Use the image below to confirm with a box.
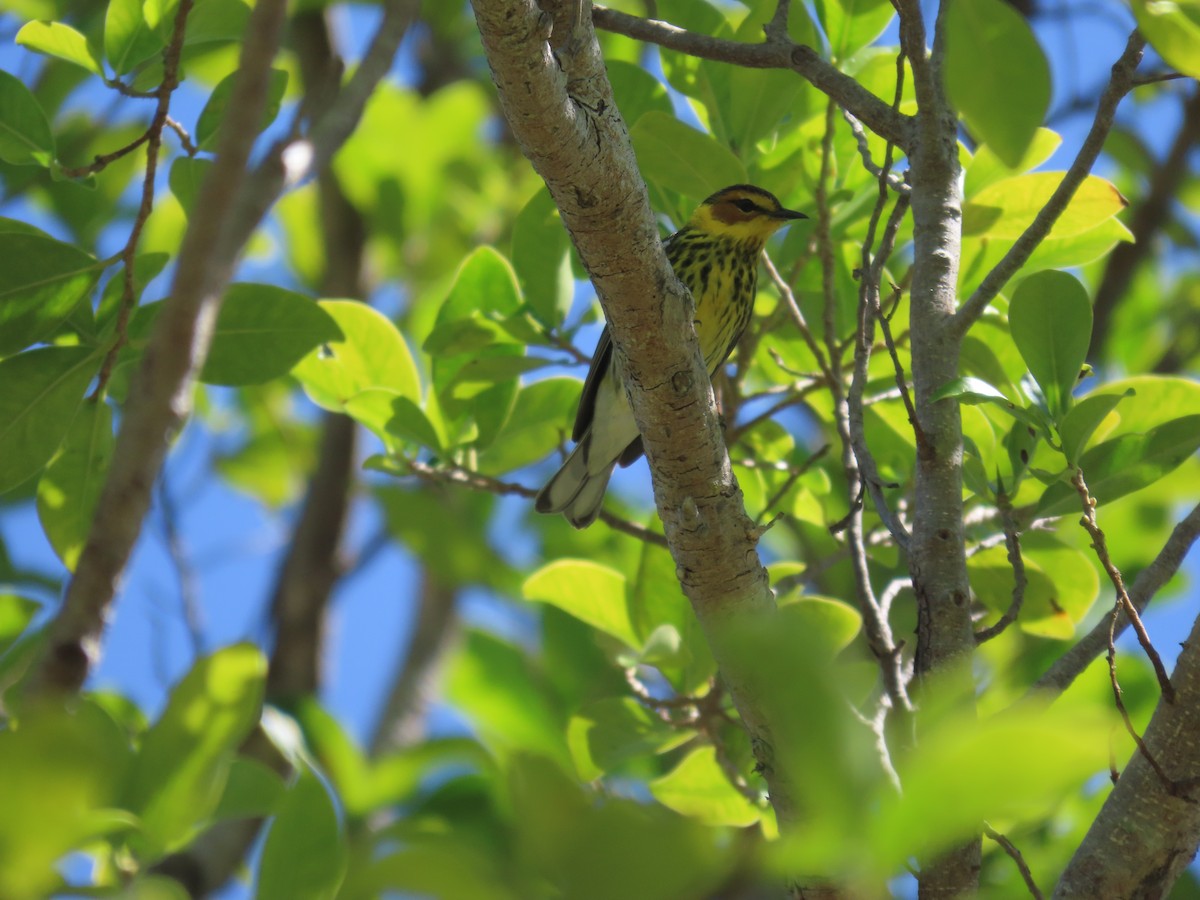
[732,198,756,213]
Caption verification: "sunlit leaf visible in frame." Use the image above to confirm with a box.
[292,300,421,409]
[16,21,104,76]
[651,746,762,827]
[1132,0,1200,79]
[523,559,638,648]
[127,644,267,859]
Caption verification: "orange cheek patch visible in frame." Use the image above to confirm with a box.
[710,202,755,225]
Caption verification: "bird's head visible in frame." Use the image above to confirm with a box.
[688,184,808,244]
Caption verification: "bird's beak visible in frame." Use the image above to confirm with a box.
[774,208,809,220]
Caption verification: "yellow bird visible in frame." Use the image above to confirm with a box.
[536,185,808,528]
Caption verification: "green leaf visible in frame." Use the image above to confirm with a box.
[606,59,673,129]
[257,768,347,900]
[1132,0,1200,79]
[776,595,862,654]
[142,0,181,40]
[195,68,288,152]
[476,376,579,475]
[446,629,569,767]
[1057,388,1133,465]
[523,559,639,648]
[168,156,212,217]
[965,127,1062,197]
[127,644,267,859]
[0,232,102,355]
[931,376,1047,434]
[104,0,164,74]
[869,704,1110,874]
[198,284,342,386]
[650,746,762,827]
[511,188,573,327]
[36,399,114,570]
[16,21,104,76]
[0,347,99,494]
[98,252,169,332]
[1009,271,1092,420]
[1037,415,1200,518]
[212,757,286,821]
[0,594,39,655]
[0,702,133,898]
[814,0,895,59]
[292,300,421,410]
[963,172,1128,239]
[436,245,524,324]
[567,697,694,781]
[344,389,444,453]
[112,875,192,900]
[0,70,55,167]
[968,538,1099,639]
[943,0,1050,167]
[630,111,747,201]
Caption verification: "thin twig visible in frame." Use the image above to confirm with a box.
[28,0,296,698]
[1104,599,1177,793]
[589,4,913,148]
[816,95,911,716]
[164,115,199,156]
[59,129,152,179]
[405,458,670,547]
[974,491,1026,644]
[157,475,204,657]
[1071,468,1175,701]
[845,48,914,551]
[90,1,194,400]
[756,445,830,522]
[1034,502,1200,695]
[841,108,911,195]
[763,251,834,385]
[984,824,1044,900]
[951,32,1146,337]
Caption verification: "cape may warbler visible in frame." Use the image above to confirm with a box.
[536,184,808,528]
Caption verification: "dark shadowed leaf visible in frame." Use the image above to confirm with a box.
[200,284,342,386]
[0,232,103,355]
[36,398,114,570]
[0,347,99,494]
[943,0,1050,167]
[257,767,347,900]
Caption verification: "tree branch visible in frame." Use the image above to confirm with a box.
[470,0,802,840]
[589,4,914,149]
[951,32,1146,337]
[1053,609,1200,897]
[370,569,459,755]
[27,0,292,698]
[1033,501,1200,696]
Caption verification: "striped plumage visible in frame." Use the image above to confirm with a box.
[536,185,808,528]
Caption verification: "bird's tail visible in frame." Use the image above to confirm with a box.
[535,433,616,529]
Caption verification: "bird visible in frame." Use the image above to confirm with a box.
[535,184,808,528]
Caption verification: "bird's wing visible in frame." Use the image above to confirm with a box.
[572,326,613,442]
